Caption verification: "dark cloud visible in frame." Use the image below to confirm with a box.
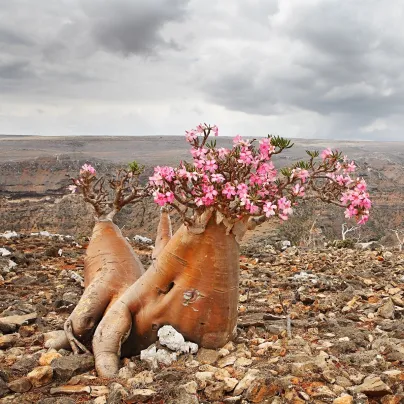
[81,0,189,56]
[0,61,33,80]
[0,28,34,46]
[193,0,404,140]
[0,0,403,139]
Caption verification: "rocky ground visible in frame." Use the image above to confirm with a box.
[0,232,404,404]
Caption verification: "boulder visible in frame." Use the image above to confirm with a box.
[7,376,32,393]
[51,354,94,381]
[27,365,53,387]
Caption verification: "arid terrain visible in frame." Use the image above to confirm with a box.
[0,231,403,403]
[1,135,404,244]
[1,136,404,403]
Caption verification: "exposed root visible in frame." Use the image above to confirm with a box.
[64,318,92,355]
[93,300,132,377]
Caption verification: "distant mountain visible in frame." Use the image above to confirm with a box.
[1,136,403,246]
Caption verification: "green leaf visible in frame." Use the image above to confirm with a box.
[271,135,294,149]
[206,139,217,149]
[128,160,144,174]
[306,150,319,158]
[281,167,292,177]
[293,161,311,169]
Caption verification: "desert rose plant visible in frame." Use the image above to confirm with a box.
[46,163,150,354]
[53,125,371,377]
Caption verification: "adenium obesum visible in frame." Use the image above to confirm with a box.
[60,125,372,378]
[68,162,148,219]
[67,163,97,194]
[149,124,371,226]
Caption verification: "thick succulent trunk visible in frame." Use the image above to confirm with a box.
[93,213,240,377]
[47,221,145,352]
[70,220,145,339]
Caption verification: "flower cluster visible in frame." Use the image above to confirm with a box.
[67,162,149,219]
[80,163,96,176]
[149,124,371,225]
[68,164,97,194]
[322,151,371,224]
[341,179,371,224]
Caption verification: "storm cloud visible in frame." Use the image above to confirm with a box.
[0,0,403,140]
[82,0,189,55]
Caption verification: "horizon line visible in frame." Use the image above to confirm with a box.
[1,133,401,143]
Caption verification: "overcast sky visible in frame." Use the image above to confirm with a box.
[1,0,404,140]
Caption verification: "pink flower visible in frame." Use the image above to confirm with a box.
[211,173,225,183]
[335,175,353,186]
[194,159,205,169]
[278,197,290,211]
[345,205,358,219]
[360,196,372,210]
[80,164,96,175]
[165,192,175,203]
[340,192,351,205]
[160,166,175,182]
[67,185,77,193]
[204,159,218,173]
[203,185,218,199]
[153,191,175,206]
[149,123,372,226]
[292,183,305,197]
[191,147,208,159]
[185,130,198,143]
[153,192,167,206]
[292,168,310,183]
[263,202,277,217]
[238,147,253,165]
[239,194,250,207]
[233,135,250,147]
[278,197,293,218]
[217,148,230,158]
[149,173,162,186]
[177,167,187,177]
[357,214,369,225]
[259,138,275,158]
[248,203,259,214]
[149,166,175,185]
[356,179,367,192]
[222,183,236,199]
[237,183,248,198]
[198,184,218,206]
[233,135,243,145]
[195,197,204,207]
[257,188,270,198]
[349,191,362,206]
[256,162,277,183]
[320,148,333,160]
[202,196,215,206]
[249,173,262,185]
[177,167,198,181]
[346,161,356,173]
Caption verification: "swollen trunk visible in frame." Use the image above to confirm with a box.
[93,215,240,376]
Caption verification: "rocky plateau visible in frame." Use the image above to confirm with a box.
[0,231,403,403]
[1,136,404,403]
